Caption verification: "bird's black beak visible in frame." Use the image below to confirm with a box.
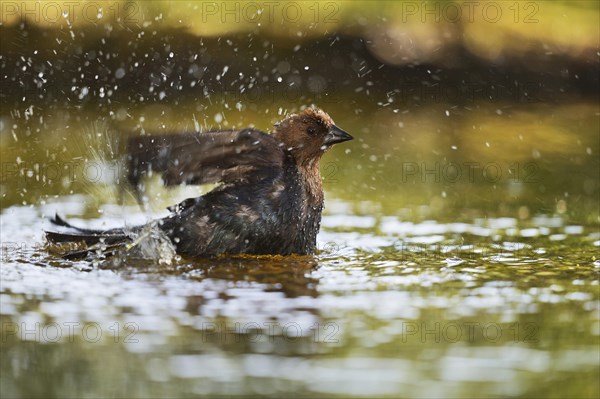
[324,125,353,145]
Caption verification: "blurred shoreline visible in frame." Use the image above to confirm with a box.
[1,23,598,109]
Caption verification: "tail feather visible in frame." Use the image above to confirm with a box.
[45,230,129,246]
[49,213,78,228]
[49,213,125,235]
[45,214,132,259]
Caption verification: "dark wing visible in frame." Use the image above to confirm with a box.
[126,128,284,189]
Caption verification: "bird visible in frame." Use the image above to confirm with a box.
[45,107,353,259]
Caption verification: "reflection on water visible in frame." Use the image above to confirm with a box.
[1,196,598,398]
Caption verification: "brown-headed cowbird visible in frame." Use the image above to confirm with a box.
[46,107,353,259]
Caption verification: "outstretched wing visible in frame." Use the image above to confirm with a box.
[126,128,284,189]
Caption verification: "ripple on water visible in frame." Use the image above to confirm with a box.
[1,199,598,398]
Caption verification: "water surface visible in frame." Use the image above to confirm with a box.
[1,189,598,397]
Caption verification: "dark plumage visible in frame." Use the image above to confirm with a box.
[45,107,353,259]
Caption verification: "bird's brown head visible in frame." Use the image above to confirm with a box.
[272,107,353,166]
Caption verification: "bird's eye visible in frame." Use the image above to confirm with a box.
[307,127,316,135]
